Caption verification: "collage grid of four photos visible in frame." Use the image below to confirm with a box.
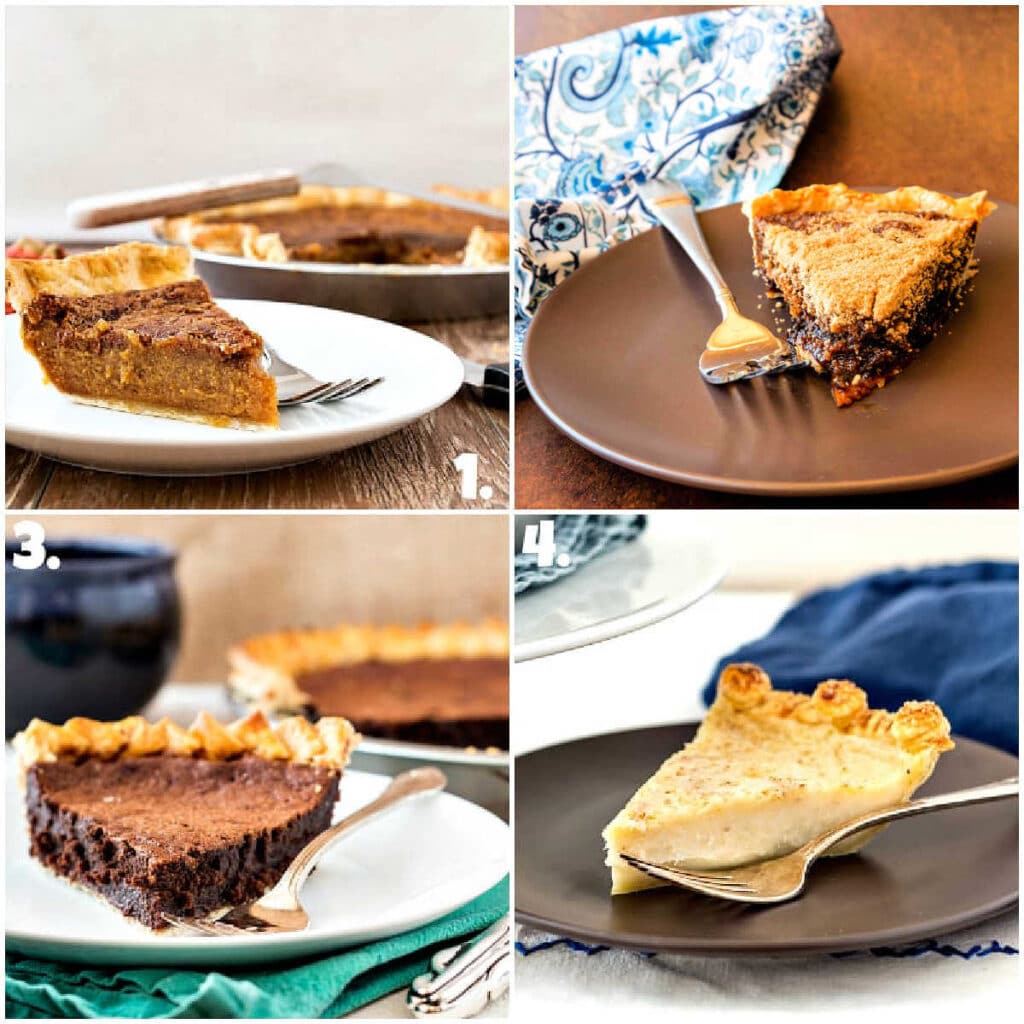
[2,2,1020,1020]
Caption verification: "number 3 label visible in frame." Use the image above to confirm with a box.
[11,520,57,570]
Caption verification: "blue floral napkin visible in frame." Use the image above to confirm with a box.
[704,563,1019,754]
[514,5,842,372]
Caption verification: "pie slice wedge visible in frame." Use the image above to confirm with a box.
[5,241,279,428]
[603,663,954,894]
[14,710,358,928]
[743,184,995,406]
[228,620,509,750]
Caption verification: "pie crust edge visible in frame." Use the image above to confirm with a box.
[742,183,995,223]
[228,619,510,714]
[154,184,510,267]
[5,241,195,313]
[15,709,360,771]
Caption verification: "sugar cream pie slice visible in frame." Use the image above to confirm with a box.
[14,711,358,928]
[155,184,510,267]
[603,663,954,894]
[5,241,278,428]
[743,184,994,406]
[229,620,509,750]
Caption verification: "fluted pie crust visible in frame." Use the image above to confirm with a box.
[15,711,358,929]
[743,184,994,406]
[155,185,510,267]
[15,709,359,771]
[603,663,954,894]
[6,242,278,428]
[229,620,510,750]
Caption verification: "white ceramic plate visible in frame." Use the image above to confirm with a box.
[5,299,465,475]
[514,519,728,662]
[5,760,508,967]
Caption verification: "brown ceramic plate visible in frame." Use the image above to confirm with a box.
[515,724,1018,955]
[522,196,1018,495]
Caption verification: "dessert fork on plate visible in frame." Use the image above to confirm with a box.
[164,766,446,935]
[262,342,383,408]
[636,178,807,384]
[622,776,1018,904]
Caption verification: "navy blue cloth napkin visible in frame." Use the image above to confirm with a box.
[704,562,1018,754]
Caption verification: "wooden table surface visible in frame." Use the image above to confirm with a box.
[7,318,509,510]
[514,4,1019,510]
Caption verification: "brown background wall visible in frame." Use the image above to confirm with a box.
[9,515,509,683]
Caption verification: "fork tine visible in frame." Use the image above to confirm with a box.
[163,914,227,936]
[621,856,757,896]
[278,382,338,407]
[310,377,383,405]
[308,379,362,404]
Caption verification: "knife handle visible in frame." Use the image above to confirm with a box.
[480,364,512,409]
[66,169,301,228]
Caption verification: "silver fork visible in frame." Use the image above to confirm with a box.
[621,777,1018,904]
[262,343,383,408]
[407,915,511,1018]
[164,766,446,935]
[636,178,806,384]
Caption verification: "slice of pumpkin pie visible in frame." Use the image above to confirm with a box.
[743,184,994,406]
[6,241,278,428]
[603,663,953,894]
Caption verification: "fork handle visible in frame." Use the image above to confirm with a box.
[260,766,447,909]
[637,179,737,316]
[806,777,1019,860]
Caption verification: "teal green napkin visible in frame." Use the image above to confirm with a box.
[6,877,508,1018]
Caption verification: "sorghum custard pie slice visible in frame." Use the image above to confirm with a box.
[14,711,358,928]
[743,184,995,406]
[155,185,510,267]
[603,663,953,894]
[5,241,278,428]
[229,620,509,749]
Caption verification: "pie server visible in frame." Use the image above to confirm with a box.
[635,179,808,384]
[67,164,505,229]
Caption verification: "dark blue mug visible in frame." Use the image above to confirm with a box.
[5,537,181,737]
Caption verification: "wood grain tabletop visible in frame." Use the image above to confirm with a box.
[7,318,509,511]
[514,4,1019,510]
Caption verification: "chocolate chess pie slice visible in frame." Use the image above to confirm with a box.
[744,184,994,405]
[14,711,358,928]
[229,621,509,750]
[156,185,509,267]
[603,663,953,894]
[6,242,279,428]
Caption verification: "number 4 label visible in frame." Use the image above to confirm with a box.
[521,519,571,569]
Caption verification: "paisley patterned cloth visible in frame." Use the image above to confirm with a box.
[514,6,842,375]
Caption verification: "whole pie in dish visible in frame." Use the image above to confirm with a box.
[5,241,279,428]
[14,710,358,928]
[743,184,995,406]
[229,620,509,749]
[603,663,953,894]
[155,185,510,267]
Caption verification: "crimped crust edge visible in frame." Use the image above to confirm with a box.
[14,709,360,771]
[718,662,954,755]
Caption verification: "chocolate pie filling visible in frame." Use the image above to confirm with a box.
[297,657,509,749]
[25,754,339,929]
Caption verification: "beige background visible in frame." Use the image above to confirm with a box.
[9,515,509,682]
[5,5,509,240]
